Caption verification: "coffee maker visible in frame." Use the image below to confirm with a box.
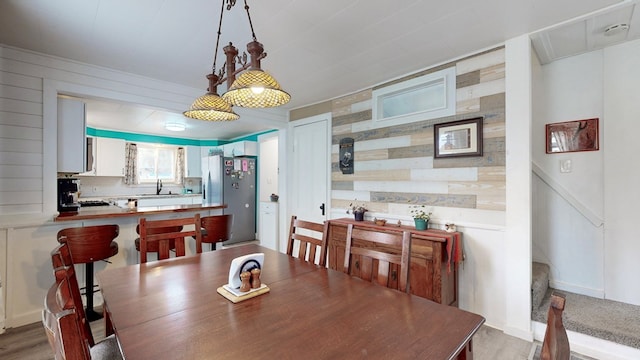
[57,178,80,213]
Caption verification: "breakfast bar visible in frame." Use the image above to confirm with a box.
[1,202,227,329]
[54,203,227,222]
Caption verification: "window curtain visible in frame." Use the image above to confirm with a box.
[124,142,138,185]
[177,147,185,185]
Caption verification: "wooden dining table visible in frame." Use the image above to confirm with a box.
[96,244,485,359]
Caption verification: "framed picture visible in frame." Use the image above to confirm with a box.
[434,117,483,158]
[546,118,599,154]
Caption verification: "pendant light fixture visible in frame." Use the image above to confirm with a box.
[222,0,290,108]
[183,0,239,121]
[184,0,290,120]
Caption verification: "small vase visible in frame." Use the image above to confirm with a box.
[354,211,365,221]
[414,218,428,230]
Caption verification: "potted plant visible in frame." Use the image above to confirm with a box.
[410,205,432,230]
[347,201,367,221]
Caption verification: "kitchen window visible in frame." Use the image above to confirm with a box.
[372,67,456,125]
[137,144,178,183]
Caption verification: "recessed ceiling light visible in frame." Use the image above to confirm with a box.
[604,23,629,36]
[165,123,186,131]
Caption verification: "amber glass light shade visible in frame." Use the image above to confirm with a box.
[183,93,239,121]
[183,74,239,121]
[222,69,291,108]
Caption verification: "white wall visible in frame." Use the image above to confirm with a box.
[532,49,605,297]
[503,35,534,340]
[603,39,640,305]
[532,37,640,306]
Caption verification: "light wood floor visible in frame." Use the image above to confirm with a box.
[0,320,532,359]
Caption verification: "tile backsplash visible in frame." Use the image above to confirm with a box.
[75,176,202,198]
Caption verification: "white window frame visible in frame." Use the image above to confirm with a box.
[372,67,456,126]
[136,143,179,184]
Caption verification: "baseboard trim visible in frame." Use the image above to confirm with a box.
[503,325,534,342]
[5,310,41,329]
[532,321,640,360]
[549,280,605,298]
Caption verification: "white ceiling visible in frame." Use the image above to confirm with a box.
[0,0,636,140]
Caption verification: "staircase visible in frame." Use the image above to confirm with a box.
[531,262,550,310]
[531,262,640,350]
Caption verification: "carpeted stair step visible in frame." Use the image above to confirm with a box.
[531,262,550,310]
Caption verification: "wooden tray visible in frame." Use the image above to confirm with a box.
[217,284,270,303]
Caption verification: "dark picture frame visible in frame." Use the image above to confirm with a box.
[434,117,483,158]
[545,118,599,154]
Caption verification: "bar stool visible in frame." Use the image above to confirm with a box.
[198,214,233,251]
[57,224,119,321]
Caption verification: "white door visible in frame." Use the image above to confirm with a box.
[289,113,330,226]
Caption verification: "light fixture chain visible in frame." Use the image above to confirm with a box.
[243,0,258,42]
[211,0,227,74]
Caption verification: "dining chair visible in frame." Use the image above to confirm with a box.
[57,224,119,321]
[42,266,123,359]
[133,224,182,258]
[541,292,570,360]
[286,215,329,266]
[138,214,203,263]
[50,243,95,347]
[342,224,411,292]
[198,214,233,251]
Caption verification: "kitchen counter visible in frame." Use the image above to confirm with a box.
[54,203,225,222]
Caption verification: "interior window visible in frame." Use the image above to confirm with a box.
[372,67,456,125]
[137,144,177,183]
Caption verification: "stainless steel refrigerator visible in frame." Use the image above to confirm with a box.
[201,155,256,244]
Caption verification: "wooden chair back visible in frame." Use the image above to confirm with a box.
[42,268,92,360]
[541,292,570,360]
[342,224,411,292]
[138,214,202,263]
[286,216,329,266]
[200,214,233,245]
[135,224,183,253]
[50,243,95,347]
[57,225,119,264]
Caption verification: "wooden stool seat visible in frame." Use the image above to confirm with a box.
[197,215,233,251]
[57,224,120,321]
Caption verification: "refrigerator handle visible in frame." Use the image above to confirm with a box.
[319,203,325,216]
[202,184,206,200]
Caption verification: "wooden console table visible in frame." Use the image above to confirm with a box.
[327,218,462,306]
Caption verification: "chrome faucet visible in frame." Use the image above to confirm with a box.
[156,179,162,195]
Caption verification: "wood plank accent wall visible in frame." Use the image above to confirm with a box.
[331,47,506,215]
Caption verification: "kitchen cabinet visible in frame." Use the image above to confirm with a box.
[223,141,257,157]
[95,137,125,176]
[78,137,125,177]
[57,97,86,173]
[185,145,201,177]
[137,195,202,207]
[95,137,126,176]
[259,202,278,251]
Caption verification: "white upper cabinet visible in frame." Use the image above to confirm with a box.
[95,137,126,177]
[185,145,201,177]
[57,97,86,173]
[223,141,257,157]
[80,137,125,176]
